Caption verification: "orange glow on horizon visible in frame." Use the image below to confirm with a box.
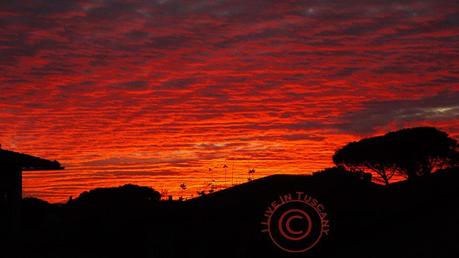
[1,1,459,202]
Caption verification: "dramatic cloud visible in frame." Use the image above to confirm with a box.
[1,0,458,202]
[336,90,459,134]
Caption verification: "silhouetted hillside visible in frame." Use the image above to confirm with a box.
[21,166,459,258]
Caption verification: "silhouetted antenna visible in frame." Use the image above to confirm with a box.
[208,167,217,190]
[214,165,219,187]
[231,160,235,186]
[223,164,228,187]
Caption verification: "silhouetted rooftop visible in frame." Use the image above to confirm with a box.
[0,148,63,171]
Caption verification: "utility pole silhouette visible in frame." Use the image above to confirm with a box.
[223,164,228,187]
[231,160,235,186]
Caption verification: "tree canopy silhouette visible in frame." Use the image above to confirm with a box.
[70,184,161,209]
[333,127,458,185]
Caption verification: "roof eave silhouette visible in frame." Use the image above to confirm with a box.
[0,148,64,171]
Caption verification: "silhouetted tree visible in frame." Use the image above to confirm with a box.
[71,184,161,207]
[333,127,458,185]
[197,190,206,196]
[313,166,372,182]
[207,182,216,193]
[160,188,169,200]
[247,168,255,181]
[452,150,459,167]
[179,183,187,199]
[22,197,52,227]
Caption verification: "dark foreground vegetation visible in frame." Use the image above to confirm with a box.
[20,167,459,258]
[13,127,459,257]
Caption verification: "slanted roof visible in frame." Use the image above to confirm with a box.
[0,148,63,171]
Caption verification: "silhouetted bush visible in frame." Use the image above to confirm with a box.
[72,184,161,203]
[69,184,161,210]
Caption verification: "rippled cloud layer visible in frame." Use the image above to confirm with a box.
[1,0,458,202]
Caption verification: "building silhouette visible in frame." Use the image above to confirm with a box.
[0,147,63,245]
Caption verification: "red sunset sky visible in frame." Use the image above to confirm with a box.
[1,0,458,202]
